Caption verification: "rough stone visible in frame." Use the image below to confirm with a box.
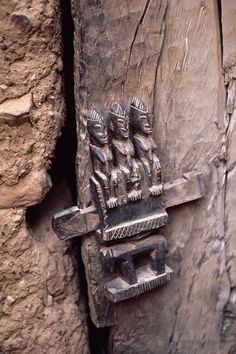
[0,92,32,126]
[0,185,89,354]
[0,0,64,189]
[0,170,51,209]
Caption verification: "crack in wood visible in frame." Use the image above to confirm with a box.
[125,0,152,77]
[153,0,168,114]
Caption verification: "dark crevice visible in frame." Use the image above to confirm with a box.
[59,2,110,354]
[55,0,77,205]
[27,0,109,353]
[216,0,223,63]
[25,0,77,224]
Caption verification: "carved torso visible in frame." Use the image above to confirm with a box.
[112,138,135,169]
[90,143,113,175]
[133,133,157,162]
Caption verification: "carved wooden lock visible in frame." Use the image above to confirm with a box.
[52,97,205,327]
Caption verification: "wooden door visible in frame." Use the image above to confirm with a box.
[72,0,236,353]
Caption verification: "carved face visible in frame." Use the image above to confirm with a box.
[129,97,152,135]
[131,111,152,135]
[88,122,108,146]
[112,115,129,139]
[136,113,152,135]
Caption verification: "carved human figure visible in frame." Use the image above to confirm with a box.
[87,109,117,207]
[109,102,141,201]
[129,97,163,195]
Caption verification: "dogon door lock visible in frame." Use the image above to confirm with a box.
[52,97,205,327]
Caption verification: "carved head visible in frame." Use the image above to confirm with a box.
[87,109,108,146]
[129,97,152,135]
[109,102,129,139]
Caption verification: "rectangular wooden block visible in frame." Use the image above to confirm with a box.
[98,210,168,242]
[82,234,172,327]
[164,172,205,209]
[104,265,173,303]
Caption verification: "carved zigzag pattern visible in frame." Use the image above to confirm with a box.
[106,213,168,241]
[104,270,173,303]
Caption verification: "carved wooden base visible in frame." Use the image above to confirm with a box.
[52,172,205,328]
[104,265,173,303]
[82,234,172,327]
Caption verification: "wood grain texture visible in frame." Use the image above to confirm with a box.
[110,1,229,353]
[221,0,236,350]
[164,172,205,208]
[73,0,167,207]
[73,0,235,352]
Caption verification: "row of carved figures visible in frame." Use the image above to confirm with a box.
[87,97,163,208]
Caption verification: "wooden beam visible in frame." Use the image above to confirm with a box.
[164,172,205,208]
[52,172,205,240]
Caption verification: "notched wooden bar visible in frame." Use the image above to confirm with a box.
[52,205,100,240]
[52,172,205,240]
[165,172,205,209]
[104,266,173,303]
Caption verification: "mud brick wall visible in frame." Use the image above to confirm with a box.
[0,1,89,353]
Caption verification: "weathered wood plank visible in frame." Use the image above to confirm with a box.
[221,1,236,350]
[72,0,229,352]
[164,172,205,209]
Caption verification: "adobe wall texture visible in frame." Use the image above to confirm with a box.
[0,1,89,353]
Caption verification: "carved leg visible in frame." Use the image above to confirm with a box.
[149,242,166,274]
[149,169,163,196]
[107,169,119,209]
[95,171,118,209]
[120,167,134,199]
[95,171,109,198]
[120,257,137,284]
[128,159,142,201]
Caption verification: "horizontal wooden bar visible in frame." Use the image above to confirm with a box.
[164,172,205,208]
[52,172,205,240]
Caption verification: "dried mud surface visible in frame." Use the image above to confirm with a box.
[0,1,89,353]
